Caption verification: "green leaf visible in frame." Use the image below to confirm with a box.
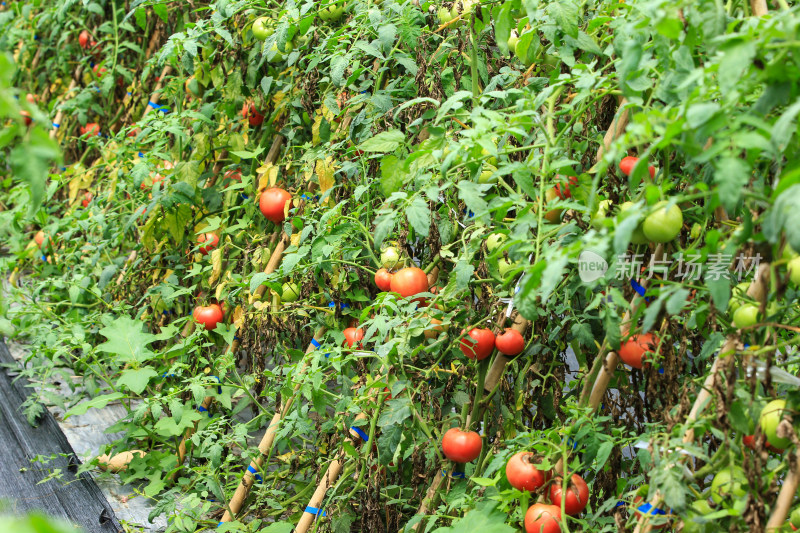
[435,501,514,533]
[358,129,405,153]
[380,155,405,197]
[453,259,474,290]
[373,211,396,249]
[117,368,158,395]
[407,197,430,237]
[63,393,126,419]
[258,523,294,533]
[250,272,269,294]
[549,0,578,38]
[764,184,800,253]
[494,2,513,55]
[96,315,158,363]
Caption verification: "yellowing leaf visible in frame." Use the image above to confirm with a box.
[315,157,336,197]
[68,169,94,204]
[208,248,223,285]
[312,114,323,146]
[232,305,245,329]
[256,162,278,194]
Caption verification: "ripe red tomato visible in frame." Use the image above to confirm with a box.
[93,64,107,78]
[80,122,100,136]
[389,267,429,298]
[506,452,551,491]
[197,233,219,255]
[554,175,578,200]
[34,231,45,247]
[495,328,525,356]
[743,433,783,453]
[20,110,32,126]
[241,102,264,126]
[619,156,656,179]
[549,474,589,515]
[193,304,224,331]
[633,496,668,529]
[618,333,658,369]
[374,268,393,291]
[259,187,292,224]
[441,427,482,463]
[524,503,561,533]
[459,328,495,360]
[79,30,90,49]
[25,93,36,104]
[81,192,92,208]
[343,327,365,348]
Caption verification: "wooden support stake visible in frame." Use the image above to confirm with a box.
[219,327,328,523]
[294,416,369,533]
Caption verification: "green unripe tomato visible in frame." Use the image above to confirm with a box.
[760,399,791,450]
[710,467,747,504]
[729,282,750,312]
[783,244,798,261]
[319,1,345,21]
[479,164,497,184]
[498,258,518,278]
[507,30,519,55]
[791,507,800,528]
[380,246,405,270]
[281,282,301,302]
[789,256,800,286]
[252,17,274,41]
[486,233,507,253]
[732,304,759,329]
[642,201,683,243]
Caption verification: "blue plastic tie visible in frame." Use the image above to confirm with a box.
[247,465,264,484]
[52,122,60,128]
[305,506,326,518]
[126,91,132,96]
[630,278,652,302]
[636,503,667,516]
[161,372,176,378]
[138,152,144,157]
[350,426,369,442]
[212,375,222,394]
[148,101,169,113]
[197,405,211,417]
[311,338,321,348]
[441,470,466,478]
[615,501,626,508]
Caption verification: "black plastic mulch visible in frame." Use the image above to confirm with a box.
[0,339,122,533]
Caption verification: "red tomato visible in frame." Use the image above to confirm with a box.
[193,304,224,331]
[34,231,45,247]
[343,327,365,348]
[743,433,784,454]
[93,64,107,78]
[224,169,242,183]
[441,427,482,463]
[633,496,668,529]
[374,268,393,291]
[506,452,551,491]
[241,102,264,127]
[619,156,656,179]
[197,233,219,255]
[20,110,32,126]
[549,474,589,516]
[259,187,292,224]
[618,333,658,369]
[524,503,561,533]
[459,328,495,360]
[79,30,90,49]
[495,328,525,356]
[25,93,36,104]
[128,127,140,138]
[389,267,429,298]
[80,122,100,137]
[81,192,92,208]
[554,176,578,200]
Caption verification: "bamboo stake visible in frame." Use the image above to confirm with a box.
[586,244,664,410]
[219,326,328,523]
[115,250,137,286]
[594,97,629,165]
[294,415,369,533]
[49,78,80,140]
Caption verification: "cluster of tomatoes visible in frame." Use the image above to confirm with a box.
[503,452,590,532]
